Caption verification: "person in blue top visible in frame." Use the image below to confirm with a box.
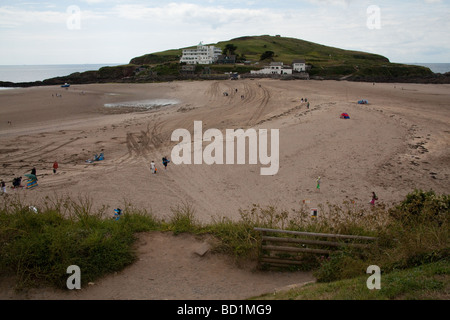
[162,156,170,170]
[114,208,122,220]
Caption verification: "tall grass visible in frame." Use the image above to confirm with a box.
[0,194,160,289]
[201,191,448,282]
[313,190,449,282]
[166,201,199,235]
[1,189,448,291]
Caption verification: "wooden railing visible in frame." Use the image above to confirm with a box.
[254,227,377,267]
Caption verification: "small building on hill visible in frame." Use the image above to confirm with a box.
[250,62,293,75]
[292,59,306,72]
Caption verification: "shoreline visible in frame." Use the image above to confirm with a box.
[1,64,450,89]
[2,73,450,89]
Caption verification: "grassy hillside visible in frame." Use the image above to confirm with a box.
[133,35,389,66]
[214,35,389,65]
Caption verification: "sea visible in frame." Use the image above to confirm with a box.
[0,63,123,84]
[408,63,450,74]
[0,63,449,87]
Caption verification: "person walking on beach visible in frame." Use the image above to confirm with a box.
[53,161,58,174]
[316,176,321,191]
[150,160,156,174]
[12,177,22,189]
[370,192,378,206]
[162,157,170,170]
[1,179,6,194]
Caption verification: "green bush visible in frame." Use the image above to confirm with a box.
[389,189,449,225]
[206,217,258,259]
[0,196,158,289]
[313,250,367,283]
[313,190,449,282]
[151,62,181,76]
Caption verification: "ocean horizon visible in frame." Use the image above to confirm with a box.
[0,62,449,84]
[408,63,450,74]
[0,63,124,83]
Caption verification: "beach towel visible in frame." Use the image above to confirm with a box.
[26,179,38,190]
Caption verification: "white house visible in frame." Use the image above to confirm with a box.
[250,62,293,75]
[180,42,222,65]
[292,59,306,72]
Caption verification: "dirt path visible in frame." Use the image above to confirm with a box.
[0,232,315,300]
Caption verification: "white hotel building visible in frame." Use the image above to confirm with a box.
[179,42,222,65]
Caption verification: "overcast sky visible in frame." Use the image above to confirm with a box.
[0,0,449,65]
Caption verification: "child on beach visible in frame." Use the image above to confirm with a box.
[53,161,58,174]
[114,208,122,221]
[370,192,378,205]
[150,161,156,174]
[316,176,321,191]
[1,180,6,194]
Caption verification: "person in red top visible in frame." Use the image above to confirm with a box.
[370,192,378,206]
[53,161,59,174]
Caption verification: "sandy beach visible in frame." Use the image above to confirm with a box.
[0,79,449,299]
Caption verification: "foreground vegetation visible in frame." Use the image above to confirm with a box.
[0,190,448,299]
[254,259,449,300]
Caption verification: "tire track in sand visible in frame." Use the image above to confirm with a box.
[246,82,271,126]
[0,137,82,165]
